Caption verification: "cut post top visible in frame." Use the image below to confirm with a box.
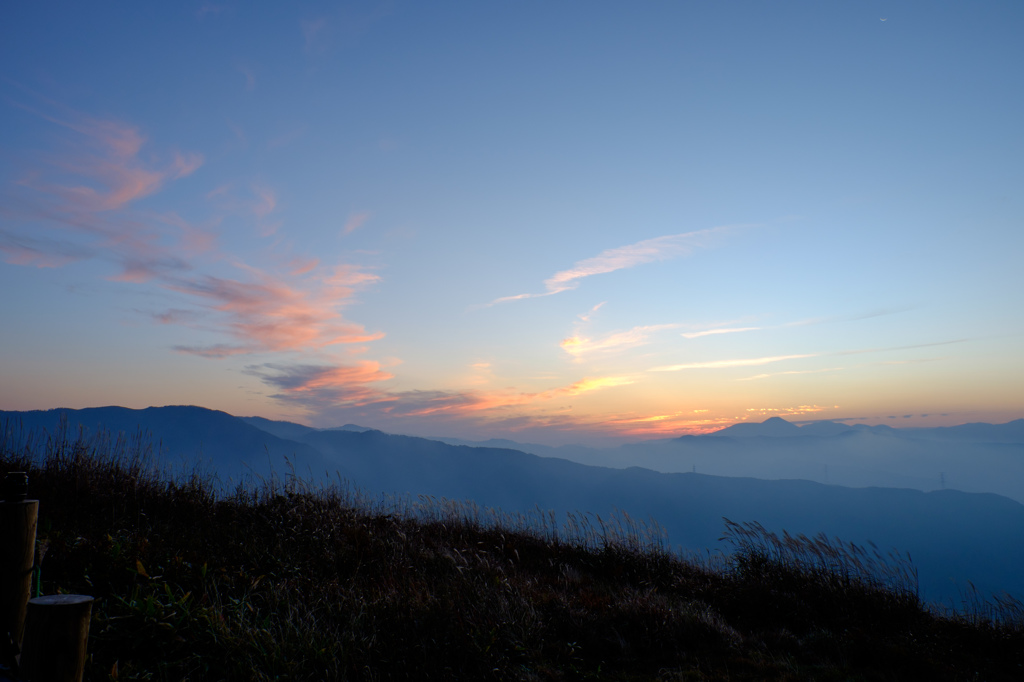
[29,595,94,607]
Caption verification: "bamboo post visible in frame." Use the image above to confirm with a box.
[19,595,94,682]
[0,472,37,650]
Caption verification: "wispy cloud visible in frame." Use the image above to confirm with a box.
[399,375,636,417]
[252,185,276,218]
[485,225,738,306]
[238,65,256,91]
[598,413,739,438]
[654,339,965,375]
[577,301,605,323]
[15,106,202,213]
[650,354,818,372]
[744,405,835,416]
[679,308,915,340]
[301,17,329,54]
[5,98,384,361]
[248,361,394,408]
[267,126,306,150]
[168,264,384,356]
[681,326,761,339]
[0,232,91,268]
[561,323,681,358]
[246,361,636,435]
[738,367,845,381]
[2,99,208,280]
[342,211,370,235]
[833,339,967,356]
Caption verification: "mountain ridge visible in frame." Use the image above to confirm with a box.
[3,404,1023,604]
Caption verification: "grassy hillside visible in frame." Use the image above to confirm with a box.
[2,429,1022,680]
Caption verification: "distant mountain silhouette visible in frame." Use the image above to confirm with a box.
[2,406,340,483]
[794,420,859,437]
[294,427,1024,603]
[238,415,318,442]
[4,406,1024,604]
[446,417,1024,504]
[906,419,1024,443]
[326,424,378,433]
[706,416,803,438]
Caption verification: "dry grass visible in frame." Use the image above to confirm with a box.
[2,421,1023,680]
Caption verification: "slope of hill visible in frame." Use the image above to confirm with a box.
[293,427,1024,604]
[2,432,1021,680]
[4,406,1023,604]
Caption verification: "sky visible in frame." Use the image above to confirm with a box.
[1,1,1022,446]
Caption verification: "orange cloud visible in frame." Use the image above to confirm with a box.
[601,413,739,438]
[400,375,634,417]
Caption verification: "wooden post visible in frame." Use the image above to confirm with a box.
[19,595,95,682]
[0,472,37,650]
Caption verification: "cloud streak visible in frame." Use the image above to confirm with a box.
[561,323,682,358]
[653,340,966,375]
[2,100,208,281]
[681,326,761,339]
[679,308,915,341]
[651,354,818,372]
[21,105,202,212]
[486,226,736,306]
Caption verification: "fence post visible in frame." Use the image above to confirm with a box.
[19,595,95,682]
[0,472,37,651]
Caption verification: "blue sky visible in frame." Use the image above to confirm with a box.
[2,1,1022,445]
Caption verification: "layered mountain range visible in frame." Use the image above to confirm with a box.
[3,405,1023,606]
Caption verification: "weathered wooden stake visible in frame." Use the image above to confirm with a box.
[19,595,95,682]
[0,472,37,650]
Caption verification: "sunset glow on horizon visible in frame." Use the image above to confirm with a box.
[2,2,1022,446]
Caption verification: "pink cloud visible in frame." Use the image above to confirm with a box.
[6,99,384,363]
[288,256,320,276]
[4,102,208,283]
[29,112,203,213]
[342,211,370,235]
[252,185,276,218]
[249,361,394,407]
[167,264,383,355]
